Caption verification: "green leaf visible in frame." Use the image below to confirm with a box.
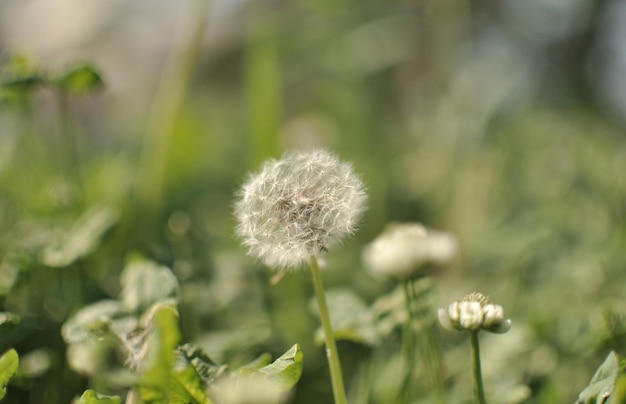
[312,289,380,346]
[606,372,626,404]
[54,64,104,94]
[256,344,303,391]
[172,359,213,404]
[577,351,621,404]
[0,55,45,102]
[169,344,227,404]
[237,353,272,375]
[76,389,121,404]
[61,300,126,344]
[211,344,301,403]
[120,259,179,313]
[138,306,187,403]
[41,205,119,267]
[0,349,19,400]
[176,344,227,385]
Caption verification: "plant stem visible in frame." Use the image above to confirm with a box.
[470,331,487,404]
[402,281,415,404]
[421,323,446,403]
[408,280,446,404]
[309,257,348,404]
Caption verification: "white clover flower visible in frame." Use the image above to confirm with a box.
[362,222,457,280]
[234,149,367,269]
[438,292,511,334]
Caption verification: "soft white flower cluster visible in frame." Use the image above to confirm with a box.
[234,149,367,269]
[438,292,511,334]
[362,222,457,280]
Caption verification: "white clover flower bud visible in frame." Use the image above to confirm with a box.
[438,292,511,334]
[459,301,484,330]
[362,222,457,280]
[234,149,367,269]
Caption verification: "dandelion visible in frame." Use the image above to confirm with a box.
[234,149,367,404]
[234,149,367,269]
[438,292,511,404]
[362,222,457,280]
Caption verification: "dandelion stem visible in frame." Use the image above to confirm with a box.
[309,257,347,404]
[470,330,487,404]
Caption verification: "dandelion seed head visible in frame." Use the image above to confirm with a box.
[234,149,367,269]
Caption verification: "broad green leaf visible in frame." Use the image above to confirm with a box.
[168,344,228,404]
[210,374,290,404]
[176,344,227,385]
[54,64,103,94]
[256,344,303,391]
[607,373,626,404]
[237,353,272,375]
[313,289,380,346]
[0,349,19,400]
[61,300,126,344]
[138,306,184,403]
[211,344,301,403]
[76,389,121,404]
[42,205,119,267]
[172,360,213,404]
[120,259,178,313]
[577,351,620,404]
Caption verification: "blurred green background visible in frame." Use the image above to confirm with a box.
[1,0,626,402]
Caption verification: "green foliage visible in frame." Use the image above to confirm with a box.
[255,344,303,391]
[76,390,121,404]
[60,257,301,404]
[0,55,45,102]
[0,56,103,103]
[577,351,624,404]
[53,64,103,94]
[1,1,626,402]
[120,259,179,313]
[313,289,380,346]
[315,280,437,346]
[209,345,303,404]
[0,349,18,400]
[137,306,184,403]
[0,314,19,329]
[42,205,119,268]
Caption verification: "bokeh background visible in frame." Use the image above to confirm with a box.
[1,0,626,402]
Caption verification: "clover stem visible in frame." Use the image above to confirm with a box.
[402,280,416,404]
[309,257,347,404]
[470,330,487,404]
[403,280,446,403]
